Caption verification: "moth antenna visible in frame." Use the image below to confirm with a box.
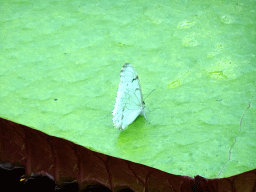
[144,89,156,101]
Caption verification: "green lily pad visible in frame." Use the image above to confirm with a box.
[0,0,255,179]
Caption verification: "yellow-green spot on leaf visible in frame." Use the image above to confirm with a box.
[207,58,237,79]
[208,71,228,79]
[168,79,181,88]
[182,35,198,47]
[177,21,196,29]
[221,14,235,24]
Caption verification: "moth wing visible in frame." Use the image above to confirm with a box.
[121,109,143,130]
[112,63,146,130]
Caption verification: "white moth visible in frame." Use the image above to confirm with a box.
[112,63,147,130]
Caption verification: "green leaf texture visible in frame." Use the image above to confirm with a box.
[0,0,255,178]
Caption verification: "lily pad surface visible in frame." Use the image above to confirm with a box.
[0,0,255,178]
